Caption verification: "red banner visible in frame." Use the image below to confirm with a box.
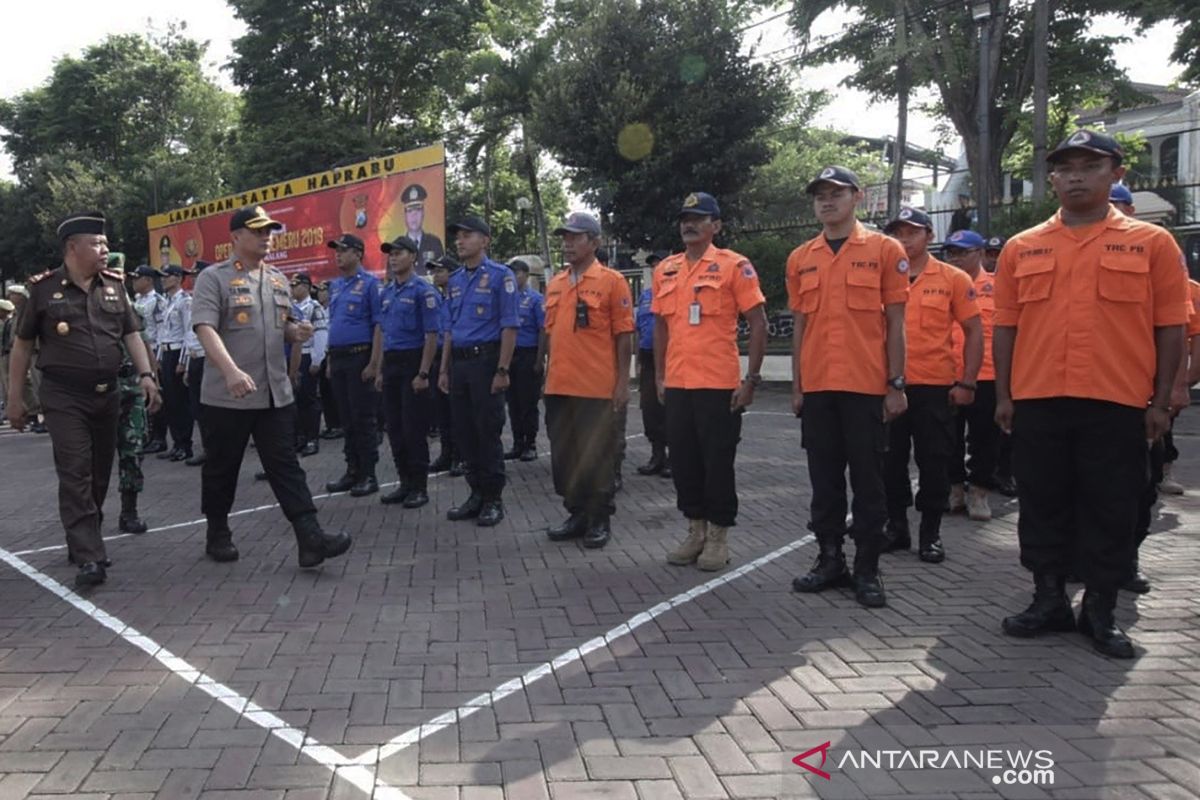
[146,144,445,283]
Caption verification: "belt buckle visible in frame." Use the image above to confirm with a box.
[95,382,109,393]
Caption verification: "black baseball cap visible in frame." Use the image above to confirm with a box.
[509,259,530,273]
[162,265,188,277]
[1047,129,1124,164]
[883,207,933,233]
[133,265,162,278]
[328,233,365,252]
[193,260,212,272]
[290,272,313,286]
[553,212,602,236]
[805,166,861,194]
[230,205,282,232]
[447,216,492,237]
[985,235,1006,251]
[677,192,721,219]
[646,250,668,266]
[381,235,418,254]
[431,255,458,271]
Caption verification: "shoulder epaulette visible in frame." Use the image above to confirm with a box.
[27,269,54,284]
[101,269,125,281]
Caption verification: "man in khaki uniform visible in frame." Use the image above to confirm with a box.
[191,205,351,568]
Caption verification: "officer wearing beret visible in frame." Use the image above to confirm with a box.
[437,216,520,526]
[324,233,383,497]
[7,211,161,587]
[191,206,351,567]
[401,184,445,275]
[374,235,440,507]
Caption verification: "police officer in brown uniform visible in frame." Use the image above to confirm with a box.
[191,206,352,568]
[6,211,161,587]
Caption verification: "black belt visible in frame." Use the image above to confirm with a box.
[515,345,539,353]
[451,342,499,360]
[42,369,119,394]
[328,344,371,357]
[384,348,424,359]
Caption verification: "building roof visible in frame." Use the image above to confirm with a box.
[1077,83,1192,124]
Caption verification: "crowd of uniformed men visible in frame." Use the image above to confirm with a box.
[5,129,1198,660]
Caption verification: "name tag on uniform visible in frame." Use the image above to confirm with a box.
[689,302,701,325]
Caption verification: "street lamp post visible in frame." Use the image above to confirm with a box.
[972,0,993,235]
[516,196,532,254]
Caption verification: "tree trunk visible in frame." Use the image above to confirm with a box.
[520,116,552,269]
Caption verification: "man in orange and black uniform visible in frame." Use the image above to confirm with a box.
[654,193,767,572]
[881,208,982,563]
[788,167,909,608]
[995,130,1189,658]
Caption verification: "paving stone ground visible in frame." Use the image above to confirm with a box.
[0,386,1198,800]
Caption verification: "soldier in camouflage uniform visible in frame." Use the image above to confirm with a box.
[111,253,155,533]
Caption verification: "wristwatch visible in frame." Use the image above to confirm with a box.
[139,371,156,381]
[496,366,510,377]
[744,373,763,387]
[418,371,429,380]
[888,376,906,391]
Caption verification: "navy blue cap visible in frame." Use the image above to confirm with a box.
[1048,129,1124,163]
[162,265,187,278]
[943,229,987,250]
[328,233,365,252]
[381,235,419,254]
[193,260,212,272]
[509,259,531,273]
[431,255,459,271]
[677,192,721,219]
[805,166,861,194]
[553,211,602,236]
[884,207,933,232]
[646,250,669,266]
[448,216,492,237]
[1109,183,1134,205]
[133,265,162,278]
[290,272,312,285]
[985,235,1006,251]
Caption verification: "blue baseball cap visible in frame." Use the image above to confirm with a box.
[677,192,721,219]
[943,229,987,250]
[1109,183,1134,205]
[884,207,933,233]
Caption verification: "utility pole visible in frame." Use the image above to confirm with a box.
[889,0,910,219]
[1031,0,1049,201]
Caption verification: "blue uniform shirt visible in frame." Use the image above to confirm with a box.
[327,267,382,347]
[515,286,545,348]
[636,287,655,351]
[436,288,450,348]
[380,275,441,351]
[446,258,520,347]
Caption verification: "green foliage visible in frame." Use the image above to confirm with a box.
[0,29,237,271]
[1124,0,1200,84]
[446,141,569,260]
[533,0,790,249]
[226,0,488,187]
[730,231,808,311]
[986,196,1061,240]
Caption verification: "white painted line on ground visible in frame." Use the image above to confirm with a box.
[10,434,647,558]
[355,533,816,766]
[0,544,411,800]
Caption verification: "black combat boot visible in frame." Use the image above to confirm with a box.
[325,472,358,492]
[792,536,851,593]
[205,519,239,563]
[637,444,667,476]
[1077,589,1136,658]
[852,544,887,608]
[1002,573,1076,637]
[118,490,147,534]
[1122,553,1151,594]
[882,513,911,552]
[293,514,352,569]
[447,492,484,521]
[917,512,945,563]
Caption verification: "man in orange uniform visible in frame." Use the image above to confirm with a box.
[654,192,767,572]
[882,209,982,563]
[995,130,1188,658]
[542,212,634,549]
[945,229,998,521]
[788,166,909,608]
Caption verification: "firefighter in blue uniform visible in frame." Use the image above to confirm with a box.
[437,216,519,527]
